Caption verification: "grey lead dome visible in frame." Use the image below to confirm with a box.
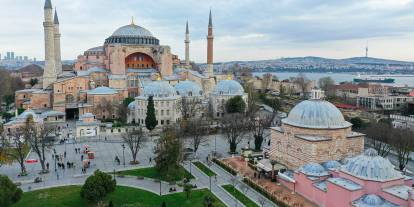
[341,148,402,182]
[112,24,154,38]
[282,99,352,129]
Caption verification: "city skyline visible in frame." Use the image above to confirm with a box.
[2,0,414,62]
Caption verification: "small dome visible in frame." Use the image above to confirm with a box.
[88,87,117,95]
[175,81,203,97]
[322,160,341,170]
[341,148,402,181]
[300,163,329,177]
[282,100,352,129]
[213,80,245,95]
[112,24,154,37]
[17,109,39,121]
[142,81,177,98]
[128,101,136,110]
[352,194,399,207]
[80,113,95,120]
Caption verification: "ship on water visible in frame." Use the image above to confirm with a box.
[353,74,395,83]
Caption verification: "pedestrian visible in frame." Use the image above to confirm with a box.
[81,155,84,161]
[149,157,152,164]
[64,151,66,158]
[105,137,107,141]
[46,162,49,170]
[62,164,65,170]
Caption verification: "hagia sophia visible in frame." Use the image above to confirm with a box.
[11,0,233,126]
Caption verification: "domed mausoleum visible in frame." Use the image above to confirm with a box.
[269,89,364,169]
[129,80,181,127]
[210,78,248,118]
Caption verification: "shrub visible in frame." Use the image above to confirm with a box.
[80,170,116,203]
[0,175,23,207]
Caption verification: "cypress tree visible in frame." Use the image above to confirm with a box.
[145,96,157,131]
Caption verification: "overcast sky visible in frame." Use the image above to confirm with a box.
[1,0,414,62]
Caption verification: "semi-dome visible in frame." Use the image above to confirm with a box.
[175,81,203,97]
[142,81,177,98]
[105,23,159,45]
[341,148,402,182]
[213,80,244,95]
[282,99,351,129]
[352,194,399,207]
[300,163,329,177]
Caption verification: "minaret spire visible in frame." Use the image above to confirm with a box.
[54,9,59,24]
[43,0,57,88]
[185,21,190,67]
[206,9,214,77]
[54,8,62,75]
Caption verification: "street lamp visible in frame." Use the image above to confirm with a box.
[207,161,213,191]
[54,153,57,172]
[122,144,125,167]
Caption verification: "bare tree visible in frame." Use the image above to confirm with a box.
[24,119,54,173]
[249,112,274,151]
[390,129,414,172]
[220,114,249,154]
[4,130,28,176]
[121,127,147,164]
[245,82,258,117]
[363,122,392,157]
[184,118,209,154]
[179,98,202,121]
[293,73,310,97]
[94,98,114,120]
[318,77,335,93]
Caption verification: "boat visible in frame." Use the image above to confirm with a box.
[353,74,395,83]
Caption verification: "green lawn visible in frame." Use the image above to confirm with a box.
[12,185,226,207]
[222,184,259,207]
[193,161,216,177]
[117,166,194,182]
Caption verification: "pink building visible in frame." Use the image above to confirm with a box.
[278,149,414,207]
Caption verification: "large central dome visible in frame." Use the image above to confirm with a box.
[112,24,154,37]
[105,23,159,45]
[282,99,351,129]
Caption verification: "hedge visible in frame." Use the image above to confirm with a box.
[243,177,290,207]
[212,158,237,176]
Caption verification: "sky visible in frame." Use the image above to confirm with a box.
[1,0,414,62]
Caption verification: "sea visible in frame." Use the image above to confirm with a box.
[252,72,414,87]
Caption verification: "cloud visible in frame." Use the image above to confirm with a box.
[1,0,414,62]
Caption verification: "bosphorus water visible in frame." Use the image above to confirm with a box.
[252,72,414,87]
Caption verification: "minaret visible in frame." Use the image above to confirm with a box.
[42,0,56,89]
[206,9,214,77]
[54,9,62,75]
[184,21,190,67]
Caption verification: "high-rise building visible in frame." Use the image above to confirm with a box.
[6,52,11,60]
[11,52,15,60]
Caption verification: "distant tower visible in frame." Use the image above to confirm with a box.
[184,21,190,67]
[54,9,62,74]
[206,9,214,77]
[365,41,369,58]
[42,0,57,89]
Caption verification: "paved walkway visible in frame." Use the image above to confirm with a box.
[222,157,318,207]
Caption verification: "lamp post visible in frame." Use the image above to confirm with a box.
[122,144,125,167]
[207,160,213,191]
[54,153,57,172]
